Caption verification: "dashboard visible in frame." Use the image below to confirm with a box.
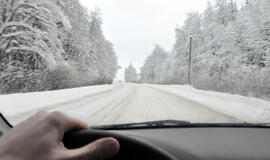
[109,127,270,160]
[0,114,270,160]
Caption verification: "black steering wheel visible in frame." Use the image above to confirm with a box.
[63,130,177,160]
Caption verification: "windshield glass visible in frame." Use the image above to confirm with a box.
[0,0,270,126]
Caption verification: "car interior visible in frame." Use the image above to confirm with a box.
[0,0,270,160]
[1,113,269,160]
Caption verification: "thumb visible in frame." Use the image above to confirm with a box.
[67,138,120,160]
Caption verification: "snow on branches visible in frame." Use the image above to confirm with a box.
[140,0,270,100]
[0,0,118,93]
[125,64,138,83]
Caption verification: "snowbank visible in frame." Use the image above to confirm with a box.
[150,85,270,123]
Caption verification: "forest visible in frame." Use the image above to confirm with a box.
[0,0,118,94]
[138,0,270,100]
[1,0,269,100]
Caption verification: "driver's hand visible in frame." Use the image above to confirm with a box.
[0,111,120,160]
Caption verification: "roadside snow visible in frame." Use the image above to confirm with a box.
[0,84,120,117]
[1,83,270,125]
[150,85,270,123]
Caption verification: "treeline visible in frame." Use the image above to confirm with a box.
[124,63,138,83]
[0,0,118,94]
[140,0,270,100]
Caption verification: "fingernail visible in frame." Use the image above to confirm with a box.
[104,139,120,155]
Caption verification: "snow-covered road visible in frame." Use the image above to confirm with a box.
[1,83,270,125]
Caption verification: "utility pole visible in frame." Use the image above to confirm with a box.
[188,35,192,85]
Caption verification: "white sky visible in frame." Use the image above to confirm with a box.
[79,0,213,80]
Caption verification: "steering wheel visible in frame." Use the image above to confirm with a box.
[63,130,177,160]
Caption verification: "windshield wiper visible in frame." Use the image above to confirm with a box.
[92,120,270,130]
[93,120,190,130]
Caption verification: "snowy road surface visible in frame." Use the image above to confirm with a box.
[1,83,270,125]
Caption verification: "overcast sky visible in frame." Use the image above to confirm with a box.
[79,0,213,80]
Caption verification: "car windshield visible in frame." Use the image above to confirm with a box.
[0,0,270,126]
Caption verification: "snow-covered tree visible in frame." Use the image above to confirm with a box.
[215,0,238,26]
[60,0,100,85]
[125,64,137,83]
[173,28,186,50]
[141,45,168,83]
[0,0,66,69]
[183,12,204,45]
[88,9,118,84]
[0,0,69,93]
[141,0,270,100]
[0,0,119,93]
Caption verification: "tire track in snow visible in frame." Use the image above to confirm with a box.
[83,85,135,125]
[9,83,258,126]
[114,84,239,124]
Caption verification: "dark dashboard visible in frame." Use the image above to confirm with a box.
[110,127,270,160]
[0,114,269,160]
[63,123,270,160]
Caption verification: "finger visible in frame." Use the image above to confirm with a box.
[66,137,120,160]
[47,111,89,134]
